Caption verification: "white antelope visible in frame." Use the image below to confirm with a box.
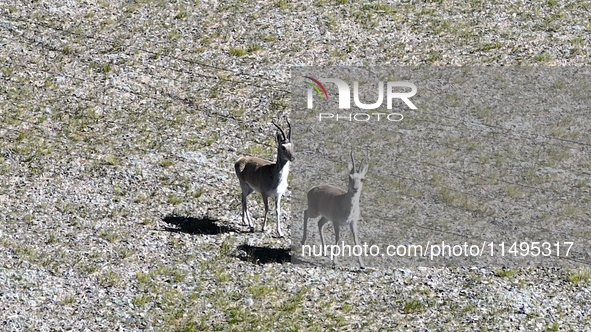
[234,119,294,237]
[301,151,368,268]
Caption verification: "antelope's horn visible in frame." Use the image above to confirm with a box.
[286,118,292,141]
[272,121,286,141]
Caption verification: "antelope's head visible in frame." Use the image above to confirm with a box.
[348,150,368,193]
[273,118,295,162]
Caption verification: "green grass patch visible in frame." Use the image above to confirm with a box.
[229,47,247,57]
[168,194,182,205]
[495,269,517,278]
[403,299,424,314]
[567,269,591,283]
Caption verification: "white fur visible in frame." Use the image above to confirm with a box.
[274,162,290,196]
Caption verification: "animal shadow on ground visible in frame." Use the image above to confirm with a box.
[236,244,294,265]
[162,215,235,235]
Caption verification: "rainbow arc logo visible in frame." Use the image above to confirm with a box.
[304,76,329,100]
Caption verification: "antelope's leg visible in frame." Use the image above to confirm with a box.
[240,183,254,230]
[333,221,341,267]
[350,220,365,269]
[261,194,269,232]
[275,194,284,237]
[318,217,329,257]
[301,209,309,245]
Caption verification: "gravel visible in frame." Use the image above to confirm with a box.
[1,0,591,330]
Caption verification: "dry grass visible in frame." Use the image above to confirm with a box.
[0,0,590,330]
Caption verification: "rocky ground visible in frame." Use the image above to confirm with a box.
[1,0,591,330]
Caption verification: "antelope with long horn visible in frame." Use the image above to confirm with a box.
[234,118,294,237]
[301,151,368,268]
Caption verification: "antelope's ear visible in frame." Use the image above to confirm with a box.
[361,165,369,175]
[348,162,354,173]
[276,133,283,142]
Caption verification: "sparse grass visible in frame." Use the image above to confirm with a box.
[261,34,278,42]
[119,247,134,259]
[102,155,120,166]
[496,269,517,278]
[135,192,150,204]
[101,63,112,73]
[567,269,591,283]
[232,108,245,117]
[82,264,99,274]
[159,158,174,167]
[14,245,37,261]
[247,284,276,299]
[545,323,560,332]
[275,0,289,8]
[229,47,247,56]
[463,303,476,312]
[270,97,289,110]
[170,268,187,283]
[136,271,150,285]
[506,184,522,198]
[559,204,578,217]
[168,194,182,205]
[546,147,570,166]
[23,213,34,223]
[178,320,209,331]
[214,269,231,283]
[168,30,182,41]
[427,50,443,63]
[113,185,125,196]
[247,44,262,53]
[191,188,203,198]
[47,233,59,244]
[403,299,424,314]
[330,49,346,58]
[98,229,120,242]
[361,2,396,15]
[100,270,121,287]
[62,45,76,55]
[246,143,271,156]
[205,131,219,146]
[478,42,502,52]
[132,294,151,307]
[2,0,591,330]
[534,52,553,62]
[61,295,76,305]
